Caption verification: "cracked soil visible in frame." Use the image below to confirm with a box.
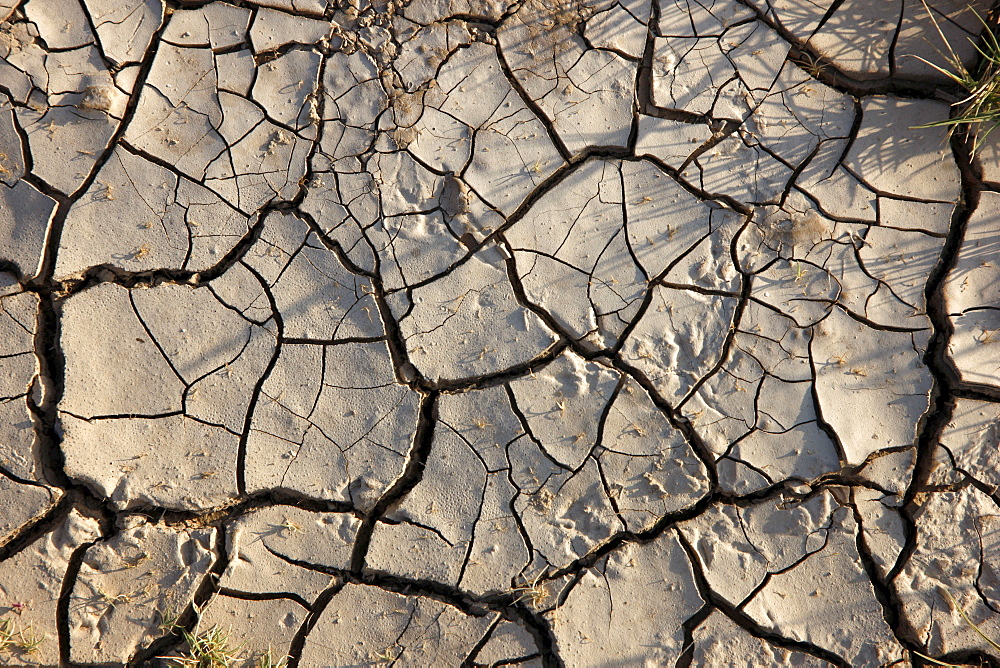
[1,0,1000,666]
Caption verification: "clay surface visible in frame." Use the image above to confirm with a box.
[0,0,998,665]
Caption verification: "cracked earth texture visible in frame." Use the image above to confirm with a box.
[1,0,1000,666]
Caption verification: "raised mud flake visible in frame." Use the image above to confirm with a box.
[244,341,419,510]
[11,43,124,196]
[677,502,769,606]
[512,444,622,572]
[896,486,1000,660]
[794,142,879,223]
[497,0,636,155]
[748,62,855,170]
[61,415,242,511]
[507,157,740,347]
[596,377,710,531]
[401,0,515,24]
[470,619,542,667]
[248,6,330,52]
[392,18,475,94]
[938,399,1000,493]
[241,210,383,342]
[251,47,322,131]
[0,0,15,24]
[948,308,1000,391]
[404,105,471,178]
[844,96,960,235]
[60,281,276,510]
[946,191,1000,315]
[0,20,39,106]
[620,284,738,404]
[945,192,1000,388]
[160,2,251,50]
[82,0,164,67]
[122,41,230,184]
[634,115,714,169]
[65,282,270,417]
[680,490,871,614]
[805,0,899,80]
[220,507,341,602]
[853,225,946,323]
[22,0,95,51]
[236,505,359,575]
[689,62,855,207]
[367,422,490,587]
[740,490,904,666]
[509,352,619,470]
[397,245,559,383]
[55,146,251,278]
[687,127,795,206]
[68,521,216,664]
[852,486,907,581]
[124,38,315,213]
[0,98,25,185]
[650,14,790,119]
[365,386,529,594]
[0,178,56,282]
[811,308,932,466]
[689,610,834,667]
[583,0,650,59]
[0,282,41,479]
[548,529,703,666]
[298,583,497,666]
[423,42,564,215]
[364,160,472,295]
[658,0,755,36]
[246,0,329,17]
[716,370,842,494]
[801,0,990,81]
[0,510,101,667]
[0,475,59,550]
[746,202,945,329]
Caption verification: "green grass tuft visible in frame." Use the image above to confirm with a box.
[164,625,244,668]
[913,1,1000,155]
